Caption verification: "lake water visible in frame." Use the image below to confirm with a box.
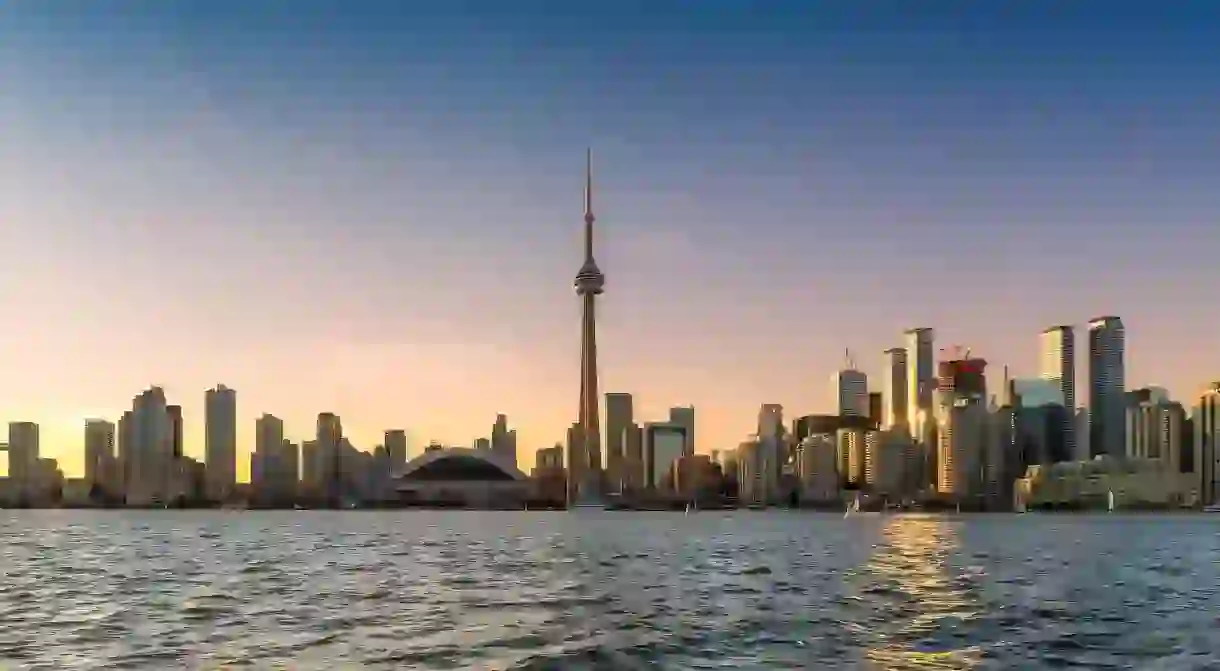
[1,511,1219,669]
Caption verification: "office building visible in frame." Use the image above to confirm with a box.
[1040,325,1076,458]
[622,422,644,491]
[316,413,343,499]
[835,366,868,418]
[1088,316,1126,458]
[668,406,695,455]
[535,444,564,472]
[796,434,839,503]
[935,357,990,500]
[301,440,319,492]
[384,430,407,472]
[643,422,686,490]
[882,347,908,430]
[1126,392,1186,474]
[84,419,116,494]
[836,427,870,488]
[253,413,285,495]
[905,328,935,436]
[117,410,134,495]
[205,384,237,503]
[8,422,39,499]
[573,150,606,504]
[605,393,633,490]
[757,403,785,487]
[868,392,883,428]
[166,404,184,459]
[868,430,912,496]
[490,414,517,465]
[1194,383,1220,505]
[130,386,173,506]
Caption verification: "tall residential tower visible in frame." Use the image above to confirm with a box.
[1040,325,1076,460]
[905,328,935,436]
[882,347,908,431]
[1087,316,1126,459]
[205,384,237,503]
[572,150,606,504]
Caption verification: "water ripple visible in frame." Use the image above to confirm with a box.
[1,511,1220,669]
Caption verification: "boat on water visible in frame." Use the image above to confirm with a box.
[1202,504,1220,513]
[844,494,880,518]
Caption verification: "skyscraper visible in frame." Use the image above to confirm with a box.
[1194,383,1220,505]
[1040,325,1076,459]
[668,406,696,455]
[253,413,285,496]
[883,347,908,430]
[166,404,184,459]
[490,414,517,464]
[132,386,172,505]
[8,421,39,498]
[384,429,407,472]
[1087,316,1126,458]
[316,412,343,502]
[84,419,116,492]
[905,328,935,436]
[572,150,606,504]
[835,368,868,418]
[205,384,237,503]
[605,393,633,491]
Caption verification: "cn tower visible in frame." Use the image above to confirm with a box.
[572,149,605,505]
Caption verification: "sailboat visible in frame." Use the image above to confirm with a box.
[844,494,877,518]
[1107,490,1116,513]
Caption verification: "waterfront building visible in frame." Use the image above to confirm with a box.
[835,366,868,418]
[1087,316,1126,458]
[393,447,529,508]
[316,412,343,500]
[8,422,39,501]
[83,419,117,496]
[836,427,869,488]
[490,414,517,465]
[882,347,908,431]
[934,357,990,502]
[534,444,564,472]
[205,384,237,503]
[1126,390,1187,475]
[736,439,763,506]
[867,429,912,497]
[1016,456,1197,510]
[1040,325,1076,460]
[904,328,935,437]
[131,387,173,506]
[384,429,407,473]
[622,422,644,492]
[604,393,633,492]
[668,405,696,455]
[673,454,716,501]
[1194,383,1220,505]
[643,422,686,491]
[796,434,839,504]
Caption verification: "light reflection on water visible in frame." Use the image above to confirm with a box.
[861,515,982,670]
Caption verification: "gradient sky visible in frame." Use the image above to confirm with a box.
[3,2,1219,478]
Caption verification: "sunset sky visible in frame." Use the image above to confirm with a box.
[3,2,1218,478]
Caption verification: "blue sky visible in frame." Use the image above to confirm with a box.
[1,2,1218,474]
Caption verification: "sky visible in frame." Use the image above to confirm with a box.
[2,2,1219,478]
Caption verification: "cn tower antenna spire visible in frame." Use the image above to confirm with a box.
[584,147,595,261]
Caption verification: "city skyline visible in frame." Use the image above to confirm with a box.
[3,3,1219,477]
